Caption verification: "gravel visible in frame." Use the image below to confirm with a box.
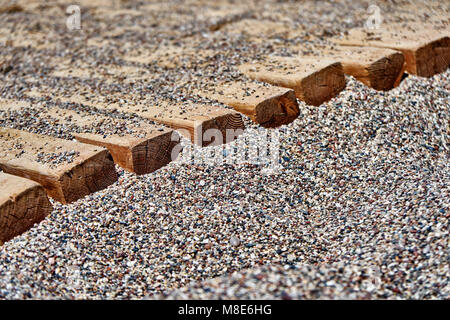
[35,150,81,168]
[157,263,395,300]
[0,0,448,299]
[0,72,448,299]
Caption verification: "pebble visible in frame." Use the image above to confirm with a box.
[36,150,80,168]
[0,0,448,300]
[230,236,241,247]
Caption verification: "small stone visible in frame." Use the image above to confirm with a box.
[230,236,240,247]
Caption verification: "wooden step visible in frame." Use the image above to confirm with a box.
[213,17,406,90]
[143,101,245,147]
[335,25,450,77]
[125,46,216,69]
[76,131,178,175]
[34,53,245,146]
[204,9,252,31]
[196,82,299,128]
[0,99,180,175]
[217,18,304,41]
[25,89,244,147]
[0,172,53,244]
[0,128,118,204]
[303,46,406,91]
[239,57,346,106]
[217,19,404,90]
[124,46,299,127]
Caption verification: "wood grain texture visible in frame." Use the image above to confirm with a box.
[123,44,299,127]
[0,128,118,204]
[0,99,180,175]
[75,130,179,175]
[319,46,405,91]
[335,25,450,77]
[239,57,346,106]
[217,18,404,90]
[124,45,300,127]
[25,90,244,148]
[0,172,52,244]
[197,82,299,127]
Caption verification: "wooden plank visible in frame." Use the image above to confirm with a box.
[85,99,245,148]
[39,51,245,147]
[335,25,450,77]
[75,131,178,175]
[124,46,299,127]
[218,18,304,42]
[216,18,403,90]
[0,99,180,175]
[124,46,216,69]
[50,64,153,86]
[25,89,244,147]
[0,128,118,204]
[239,57,346,106]
[308,46,405,91]
[0,172,53,244]
[204,9,252,31]
[196,81,299,128]
[0,4,23,14]
[0,27,60,51]
[56,42,297,129]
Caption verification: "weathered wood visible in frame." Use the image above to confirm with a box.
[197,82,299,127]
[125,46,299,127]
[0,99,180,175]
[25,89,244,148]
[206,10,252,31]
[75,131,178,175]
[0,172,52,244]
[97,99,245,148]
[317,46,405,91]
[216,18,404,90]
[0,4,23,14]
[35,49,245,147]
[50,64,153,86]
[0,128,118,204]
[239,57,346,106]
[335,25,450,77]
[124,46,216,69]
[218,18,304,41]
[56,35,295,130]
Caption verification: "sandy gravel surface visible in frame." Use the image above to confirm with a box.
[0,0,448,299]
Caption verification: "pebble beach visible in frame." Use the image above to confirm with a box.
[0,0,449,299]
